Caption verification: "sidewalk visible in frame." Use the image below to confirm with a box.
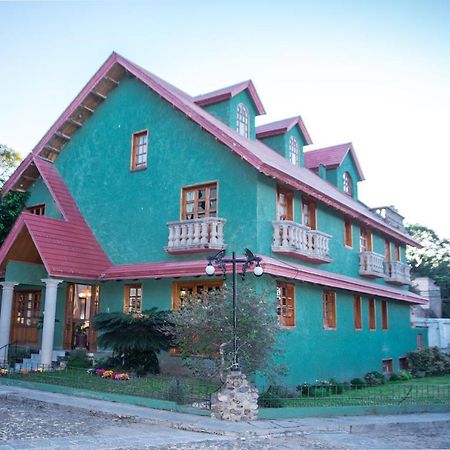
[1,384,449,437]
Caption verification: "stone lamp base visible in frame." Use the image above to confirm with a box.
[210,370,259,421]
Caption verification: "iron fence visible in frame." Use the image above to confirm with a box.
[258,383,450,408]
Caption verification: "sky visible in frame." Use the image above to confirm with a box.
[1,0,449,238]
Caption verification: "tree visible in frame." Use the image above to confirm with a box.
[170,284,284,382]
[93,308,173,375]
[0,144,27,245]
[406,223,450,316]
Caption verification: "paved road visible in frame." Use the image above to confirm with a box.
[1,388,450,449]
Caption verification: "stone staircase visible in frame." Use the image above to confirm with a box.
[13,349,67,372]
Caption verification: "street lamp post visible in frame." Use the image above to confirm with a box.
[205,249,263,371]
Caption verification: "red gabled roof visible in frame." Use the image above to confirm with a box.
[0,158,111,279]
[304,143,365,181]
[2,52,416,246]
[193,80,266,115]
[255,116,313,145]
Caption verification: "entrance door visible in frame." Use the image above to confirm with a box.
[63,284,100,351]
[11,291,41,347]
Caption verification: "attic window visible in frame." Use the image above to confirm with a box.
[131,130,148,171]
[289,136,299,165]
[236,103,249,138]
[343,172,353,196]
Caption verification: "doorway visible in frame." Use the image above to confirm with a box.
[10,290,41,347]
[63,284,100,351]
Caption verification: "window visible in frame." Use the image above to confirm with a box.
[394,243,401,261]
[26,204,45,216]
[277,186,294,221]
[417,333,423,350]
[172,280,223,310]
[353,295,362,330]
[236,103,249,138]
[182,183,217,220]
[14,291,40,327]
[368,297,376,330]
[344,219,353,247]
[343,172,353,196]
[381,300,388,330]
[124,284,142,315]
[323,290,336,329]
[302,199,316,230]
[288,136,299,165]
[382,358,393,375]
[131,130,148,170]
[399,357,409,370]
[385,240,391,261]
[359,227,372,252]
[276,282,295,327]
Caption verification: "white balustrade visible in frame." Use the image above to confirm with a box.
[166,217,226,253]
[359,251,386,278]
[385,260,411,285]
[272,220,332,262]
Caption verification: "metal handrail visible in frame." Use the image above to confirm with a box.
[0,340,18,352]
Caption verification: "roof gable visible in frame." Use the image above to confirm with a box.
[304,143,365,181]
[256,116,313,145]
[193,80,266,115]
[3,53,415,246]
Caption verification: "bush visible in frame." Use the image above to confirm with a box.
[364,371,386,386]
[350,378,365,387]
[389,372,401,381]
[66,349,92,369]
[296,379,344,397]
[407,347,450,376]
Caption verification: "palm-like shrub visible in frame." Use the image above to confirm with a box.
[93,308,173,375]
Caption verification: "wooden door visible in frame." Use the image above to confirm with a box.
[11,291,41,346]
[277,186,294,221]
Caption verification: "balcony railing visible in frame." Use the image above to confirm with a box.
[272,220,332,263]
[359,251,386,278]
[385,260,411,285]
[166,217,226,254]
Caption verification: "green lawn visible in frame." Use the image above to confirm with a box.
[8,367,219,405]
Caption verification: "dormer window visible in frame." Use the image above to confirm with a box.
[236,103,249,138]
[343,172,353,196]
[289,136,299,165]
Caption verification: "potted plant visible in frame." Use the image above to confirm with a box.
[74,323,88,349]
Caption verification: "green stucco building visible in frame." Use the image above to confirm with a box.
[0,53,426,386]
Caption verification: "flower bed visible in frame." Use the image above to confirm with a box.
[87,368,130,381]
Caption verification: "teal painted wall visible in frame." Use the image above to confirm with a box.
[203,100,230,126]
[53,78,258,264]
[25,178,63,219]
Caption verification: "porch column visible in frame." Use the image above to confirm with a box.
[40,279,63,368]
[0,282,19,364]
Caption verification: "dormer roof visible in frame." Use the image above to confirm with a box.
[256,116,313,145]
[304,142,365,181]
[193,80,266,115]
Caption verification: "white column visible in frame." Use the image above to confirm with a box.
[0,282,18,364]
[40,279,63,368]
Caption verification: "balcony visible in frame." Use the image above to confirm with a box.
[272,220,332,263]
[166,217,226,254]
[385,261,411,285]
[359,251,386,278]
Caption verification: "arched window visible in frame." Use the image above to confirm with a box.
[236,103,249,138]
[289,136,299,165]
[343,172,353,196]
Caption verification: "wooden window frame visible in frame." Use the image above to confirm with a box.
[344,219,353,248]
[368,297,376,330]
[385,239,391,261]
[323,290,337,330]
[181,182,218,220]
[399,356,409,371]
[417,333,423,350]
[26,204,45,216]
[276,186,294,221]
[353,295,362,330]
[172,280,223,310]
[381,300,388,330]
[394,243,401,261]
[302,198,317,230]
[360,227,373,252]
[130,129,149,171]
[382,358,393,375]
[124,284,143,315]
[276,282,296,327]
